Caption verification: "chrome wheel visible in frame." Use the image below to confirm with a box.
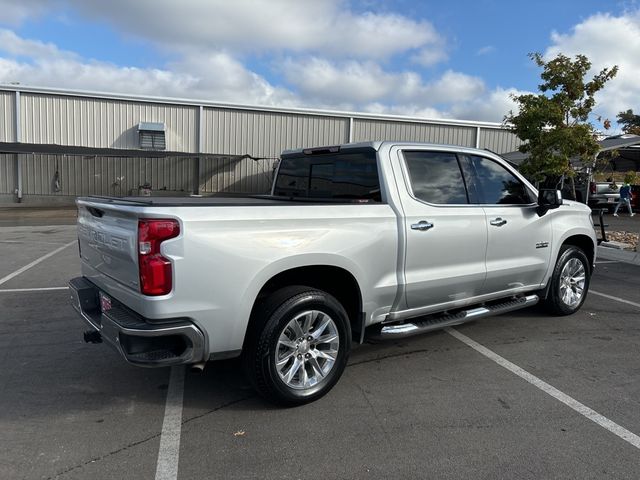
[275,310,340,390]
[559,258,586,308]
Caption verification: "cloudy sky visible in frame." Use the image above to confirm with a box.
[0,0,638,130]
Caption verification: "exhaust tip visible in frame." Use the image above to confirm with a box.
[83,330,102,344]
[189,362,206,373]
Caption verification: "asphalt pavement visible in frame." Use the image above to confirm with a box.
[1,212,640,479]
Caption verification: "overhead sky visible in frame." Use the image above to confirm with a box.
[0,0,638,131]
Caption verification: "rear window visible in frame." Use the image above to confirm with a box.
[274,149,381,202]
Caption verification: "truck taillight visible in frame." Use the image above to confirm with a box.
[590,182,596,194]
[138,219,180,296]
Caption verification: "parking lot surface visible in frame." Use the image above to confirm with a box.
[1,216,640,479]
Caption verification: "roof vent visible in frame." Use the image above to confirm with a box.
[138,122,166,150]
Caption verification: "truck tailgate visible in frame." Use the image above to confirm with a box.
[77,201,140,291]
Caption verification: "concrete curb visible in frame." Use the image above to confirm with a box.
[597,245,640,266]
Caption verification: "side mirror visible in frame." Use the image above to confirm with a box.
[537,189,563,216]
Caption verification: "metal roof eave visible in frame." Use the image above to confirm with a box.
[0,84,508,130]
[0,141,245,159]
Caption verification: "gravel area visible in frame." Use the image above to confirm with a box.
[607,231,639,250]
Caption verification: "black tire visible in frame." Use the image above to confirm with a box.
[243,286,351,406]
[542,246,591,316]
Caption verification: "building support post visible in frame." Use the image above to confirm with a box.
[193,105,204,195]
[14,90,22,202]
[475,126,481,149]
[348,117,354,143]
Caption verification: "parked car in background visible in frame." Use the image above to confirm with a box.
[588,181,620,212]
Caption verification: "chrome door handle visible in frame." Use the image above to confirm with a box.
[490,217,507,227]
[411,221,434,231]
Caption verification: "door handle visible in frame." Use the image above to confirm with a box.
[411,221,434,231]
[490,217,507,227]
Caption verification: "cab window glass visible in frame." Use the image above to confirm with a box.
[403,151,468,204]
[464,155,534,205]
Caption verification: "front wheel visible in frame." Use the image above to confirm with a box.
[542,246,591,315]
[244,286,351,406]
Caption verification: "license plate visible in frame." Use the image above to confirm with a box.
[99,292,112,312]
[608,197,614,203]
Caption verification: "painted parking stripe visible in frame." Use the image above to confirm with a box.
[590,290,640,309]
[0,240,76,287]
[155,366,186,480]
[446,327,640,450]
[0,286,68,293]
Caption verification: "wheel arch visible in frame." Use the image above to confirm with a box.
[243,265,364,350]
[561,234,595,274]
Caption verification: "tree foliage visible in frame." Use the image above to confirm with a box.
[616,109,640,135]
[505,53,618,183]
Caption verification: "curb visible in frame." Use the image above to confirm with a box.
[597,245,640,266]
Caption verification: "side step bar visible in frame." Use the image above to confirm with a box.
[368,294,539,341]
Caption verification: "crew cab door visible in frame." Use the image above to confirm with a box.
[459,154,552,294]
[394,149,487,311]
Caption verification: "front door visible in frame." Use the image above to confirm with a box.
[459,154,552,294]
[397,150,488,310]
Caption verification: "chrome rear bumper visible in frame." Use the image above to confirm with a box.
[68,277,206,367]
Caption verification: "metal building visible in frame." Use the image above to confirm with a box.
[0,86,522,204]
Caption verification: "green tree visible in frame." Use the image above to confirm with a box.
[616,109,640,135]
[505,53,618,185]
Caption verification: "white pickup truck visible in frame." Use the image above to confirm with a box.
[69,141,596,405]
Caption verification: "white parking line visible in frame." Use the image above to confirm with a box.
[446,327,640,450]
[590,290,640,309]
[155,366,186,480]
[0,286,68,293]
[0,240,76,287]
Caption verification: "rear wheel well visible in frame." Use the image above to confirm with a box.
[561,235,595,273]
[244,266,363,349]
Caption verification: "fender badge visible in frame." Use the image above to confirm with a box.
[536,241,549,249]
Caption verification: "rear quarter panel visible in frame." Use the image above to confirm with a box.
[137,203,399,355]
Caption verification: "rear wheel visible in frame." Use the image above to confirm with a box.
[244,286,351,406]
[543,246,590,315]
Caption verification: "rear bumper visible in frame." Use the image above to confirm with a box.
[68,277,206,367]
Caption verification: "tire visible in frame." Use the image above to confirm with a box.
[243,286,351,406]
[542,246,591,316]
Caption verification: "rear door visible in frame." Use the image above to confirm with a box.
[396,149,487,310]
[459,154,552,295]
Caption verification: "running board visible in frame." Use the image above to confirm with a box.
[368,294,539,341]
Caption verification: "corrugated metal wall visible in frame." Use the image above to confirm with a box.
[0,87,527,201]
[19,155,194,197]
[199,156,273,194]
[352,119,477,147]
[0,154,16,194]
[0,91,15,142]
[202,108,349,157]
[19,93,198,152]
[479,128,522,153]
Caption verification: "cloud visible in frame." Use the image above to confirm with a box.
[0,0,51,25]
[448,87,525,123]
[0,28,519,123]
[476,46,495,56]
[544,11,640,124]
[14,0,446,62]
[0,29,297,106]
[280,57,485,107]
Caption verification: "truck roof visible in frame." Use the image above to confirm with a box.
[282,141,500,158]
